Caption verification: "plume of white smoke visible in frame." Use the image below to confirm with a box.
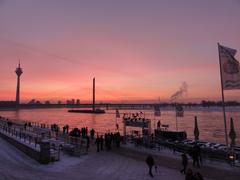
[170,82,188,102]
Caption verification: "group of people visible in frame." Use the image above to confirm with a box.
[95,132,121,152]
[181,143,202,173]
[24,122,32,130]
[180,143,204,180]
[80,127,88,138]
[145,143,204,179]
[62,125,69,134]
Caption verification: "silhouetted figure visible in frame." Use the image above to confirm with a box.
[86,136,90,152]
[192,144,201,168]
[24,123,27,130]
[157,120,161,130]
[90,128,95,139]
[115,132,121,148]
[146,155,155,177]
[185,168,193,180]
[95,136,100,152]
[66,125,69,134]
[100,135,104,151]
[180,153,188,174]
[104,133,107,149]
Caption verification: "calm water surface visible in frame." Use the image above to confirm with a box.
[0,107,239,145]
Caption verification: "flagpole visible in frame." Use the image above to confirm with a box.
[218,43,229,147]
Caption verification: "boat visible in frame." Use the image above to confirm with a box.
[68,109,105,114]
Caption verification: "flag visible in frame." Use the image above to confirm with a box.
[116,109,120,118]
[154,105,161,116]
[176,104,184,117]
[219,44,240,90]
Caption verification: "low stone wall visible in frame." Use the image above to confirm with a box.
[0,131,50,164]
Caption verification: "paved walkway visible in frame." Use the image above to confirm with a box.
[113,143,240,180]
[0,137,184,180]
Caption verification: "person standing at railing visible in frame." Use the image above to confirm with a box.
[95,135,100,152]
[90,128,95,140]
[100,135,104,151]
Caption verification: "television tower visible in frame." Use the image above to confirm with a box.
[15,61,23,106]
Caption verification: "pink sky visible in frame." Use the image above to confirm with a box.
[0,0,240,103]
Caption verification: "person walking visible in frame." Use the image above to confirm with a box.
[146,154,155,177]
[180,153,188,174]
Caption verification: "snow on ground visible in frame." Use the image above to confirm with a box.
[0,137,185,180]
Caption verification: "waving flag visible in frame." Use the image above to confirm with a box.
[219,44,240,90]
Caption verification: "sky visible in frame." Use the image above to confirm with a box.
[0,0,240,103]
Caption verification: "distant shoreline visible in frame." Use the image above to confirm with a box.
[1,105,240,112]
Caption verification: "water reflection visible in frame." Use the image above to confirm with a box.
[0,108,239,145]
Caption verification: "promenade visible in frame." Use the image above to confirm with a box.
[0,137,184,180]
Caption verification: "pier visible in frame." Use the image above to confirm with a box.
[0,116,88,164]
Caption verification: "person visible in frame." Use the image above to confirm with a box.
[185,168,193,180]
[115,132,121,148]
[86,136,90,152]
[90,128,95,139]
[146,154,155,177]
[157,120,161,130]
[100,135,104,151]
[180,153,188,174]
[95,135,100,152]
[192,143,201,168]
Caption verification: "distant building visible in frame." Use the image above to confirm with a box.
[66,100,70,104]
[0,101,16,107]
[72,99,75,105]
[28,99,36,104]
[45,100,51,104]
[76,99,80,104]
[36,101,41,104]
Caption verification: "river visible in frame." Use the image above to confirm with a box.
[0,107,239,145]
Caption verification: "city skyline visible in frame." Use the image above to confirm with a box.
[0,0,240,103]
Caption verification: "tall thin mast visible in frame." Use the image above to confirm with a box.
[93,77,95,111]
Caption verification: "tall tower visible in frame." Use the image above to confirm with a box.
[92,77,95,111]
[15,61,23,106]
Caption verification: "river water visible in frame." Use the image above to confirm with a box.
[0,107,239,145]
